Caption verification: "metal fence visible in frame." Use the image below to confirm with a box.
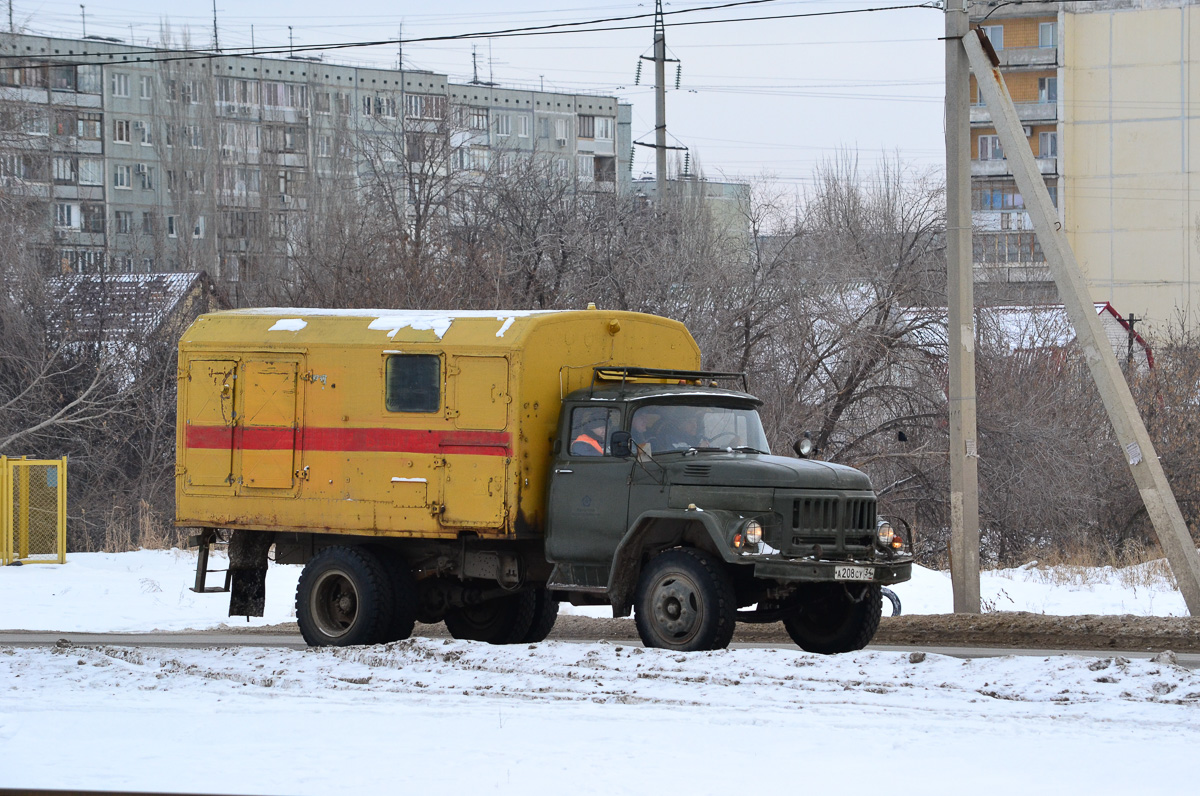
[1,457,67,565]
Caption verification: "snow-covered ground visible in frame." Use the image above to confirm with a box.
[2,551,1196,794]
[0,549,1186,634]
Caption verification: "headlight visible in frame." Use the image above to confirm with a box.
[876,520,896,550]
[733,520,763,550]
[743,520,763,546]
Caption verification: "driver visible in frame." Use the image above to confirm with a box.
[570,410,609,456]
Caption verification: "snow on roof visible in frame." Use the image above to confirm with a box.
[224,308,560,340]
[48,272,215,342]
[900,302,1153,368]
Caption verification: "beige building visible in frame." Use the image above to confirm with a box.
[970,0,1200,333]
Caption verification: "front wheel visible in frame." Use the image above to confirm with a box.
[634,548,736,652]
[783,583,882,654]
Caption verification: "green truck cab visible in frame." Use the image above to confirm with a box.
[543,368,912,653]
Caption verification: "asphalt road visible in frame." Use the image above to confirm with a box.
[2,630,1197,668]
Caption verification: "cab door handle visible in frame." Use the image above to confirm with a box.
[555,469,574,474]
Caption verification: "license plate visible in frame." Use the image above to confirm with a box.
[834,565,874,581]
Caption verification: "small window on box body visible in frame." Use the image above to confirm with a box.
[385,355,441,413]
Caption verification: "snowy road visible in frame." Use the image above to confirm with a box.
[2,552,1198,794]
[1,637,1198,795]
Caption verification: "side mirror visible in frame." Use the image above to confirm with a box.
[792,432,815,459]
[610,430,633,458]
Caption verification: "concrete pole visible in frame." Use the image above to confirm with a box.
[945,0,981,613]
[964,29,1200,615]
[653,0,667,200]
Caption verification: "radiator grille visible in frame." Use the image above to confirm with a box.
[788,494,875,554]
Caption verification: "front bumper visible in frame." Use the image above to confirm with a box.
[751,556,911,585]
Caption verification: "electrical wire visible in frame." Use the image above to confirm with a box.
[1,2,941,64]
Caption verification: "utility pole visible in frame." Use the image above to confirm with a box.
[288,26,294,58]
[653,0,666,199]
[212,0,219,52]
[964,28,1200,615]
[1126,313,1139,370]
[9,0,14,34]
[79,4,85,38]
[944,0,980,613]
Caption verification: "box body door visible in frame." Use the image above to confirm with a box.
[183,360,238,490]
[239,359,299,490]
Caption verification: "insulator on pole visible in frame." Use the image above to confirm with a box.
[630,147,636,168]
[683,151,690,176]
[674,64,681,90]
[635,61,642,85]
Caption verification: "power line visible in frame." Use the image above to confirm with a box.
[0,2,940,65]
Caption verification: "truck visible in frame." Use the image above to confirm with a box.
[176,306,912,653]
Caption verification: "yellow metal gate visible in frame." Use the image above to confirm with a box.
[1,457,67,565]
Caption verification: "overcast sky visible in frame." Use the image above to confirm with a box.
[12,0,947,188]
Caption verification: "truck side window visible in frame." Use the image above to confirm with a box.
[385,355,440,413]
[569,407,620,456]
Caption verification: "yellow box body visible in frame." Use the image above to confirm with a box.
[175,308,701,540]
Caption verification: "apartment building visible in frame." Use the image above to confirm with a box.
[0,32,631,295]
[969,0,1200,331]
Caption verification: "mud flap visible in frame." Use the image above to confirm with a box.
[228,530,275,618]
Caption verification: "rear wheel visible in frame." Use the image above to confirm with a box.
[783,583,882,654]
[634,548,735,652]
[373,548,419,643]
[444,590,537,645]
[296,546,394,647]
[519,588,560,643]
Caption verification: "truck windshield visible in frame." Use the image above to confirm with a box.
[630,404,770,455]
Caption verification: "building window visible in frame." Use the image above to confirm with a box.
[469,108,489,130]
[495,114,512,137]
[193,217,205,239]
[595,117,614,141]
[188,125,204,148]
[1039,22,1057,48]
[317,135,332,157]
[76,65,101,94]
[78,158,102,185]
[578,115,595,139]
[138,164,154,190]
[978,135,1003,161]
[142,212,156,234]
[979,25,1003,49]
[52,157,76,184]
[385,355,441,413]
[77,113,102,140]
[113,164,132,189]
[516,114,530,138]
[554,118,569,143]
[577,154,594,181]
[114,210,133,234]
[54,203,77,228]
[81,204,105,233]
[1038,77,1057,104]
[50,65,76,91]
[314,92,331,114]
[337,92,352,115]
[405,94,445,120]
[111,72,130,97]
[113,119,131,143]
[135,120,153,146]
[139,75,153,99]
[1039,131,1058,158]
[167,216,178,237]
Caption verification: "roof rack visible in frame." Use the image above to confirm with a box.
[591,366,748,393]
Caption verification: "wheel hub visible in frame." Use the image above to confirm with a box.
[651,576,700,639]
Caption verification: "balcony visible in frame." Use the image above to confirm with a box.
[997,46,1058,68]
[971,102,1057,125]
[971,157,1057,178]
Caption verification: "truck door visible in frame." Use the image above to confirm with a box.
[441,356,510,527]
[238,359,300,490]
[183,360,238,490]
[544,406,633,565]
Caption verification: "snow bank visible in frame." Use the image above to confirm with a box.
[0,551,1189,633]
